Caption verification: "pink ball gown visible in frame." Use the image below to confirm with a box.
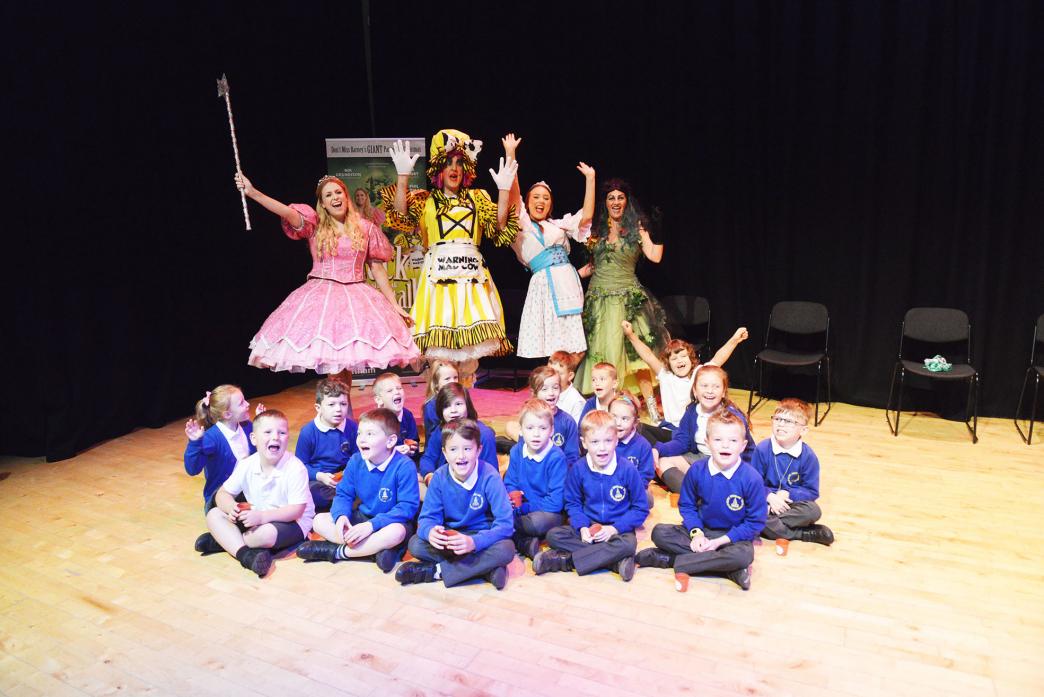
[248,204,421,373]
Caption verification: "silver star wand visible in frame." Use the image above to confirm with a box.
[216,74,251,230]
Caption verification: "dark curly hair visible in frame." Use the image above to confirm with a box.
[593,178,650,239]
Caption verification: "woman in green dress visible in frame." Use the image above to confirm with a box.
[576,179,668,421]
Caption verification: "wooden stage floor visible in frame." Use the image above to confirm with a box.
[1,381,1042,696]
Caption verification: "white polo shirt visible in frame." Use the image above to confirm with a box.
[222,451,315,535]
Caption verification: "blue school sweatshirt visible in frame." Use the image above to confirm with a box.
[418,420,497,477]
[422,398,438,443]
[655,403,755,462]
[750,438,820,502]
[615,431,655,486]
[564,455,650,534]
[552,409,580,467]
[399,407,420,445]
[679,457,768,542]
[417,461,514,552]
[295,417,359,481]
[329,450,420,531]
[184,421,255,502]
[504,440,567,515]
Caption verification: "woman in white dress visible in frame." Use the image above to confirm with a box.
[504,134,595,359]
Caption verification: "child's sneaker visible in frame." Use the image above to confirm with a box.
[486,565,508,590]
[725,566,752,591]
[799,524,834,546]
[194,532,223,555]
[616,555,636,582]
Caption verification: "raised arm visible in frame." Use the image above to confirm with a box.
[621,320,665,374]
[236,173,303,229]
[577,162,596,227]
[708,327,749,366]
[388,139,419,215]
[637,221,663,263]
[489,156,519,231]
[503,134,522,211]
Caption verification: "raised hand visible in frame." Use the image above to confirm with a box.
[502,133,522,160]
[576,161,595,179]
[621,320,634,336]
[185,419,204,441]
[489,157,519,191]
[234,172,255,197]
[388,139,419,176]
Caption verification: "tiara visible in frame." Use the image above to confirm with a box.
[315,175,345,196]
[528,180,552,194]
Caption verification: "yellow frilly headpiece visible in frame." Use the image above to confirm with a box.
[426,128,482,186]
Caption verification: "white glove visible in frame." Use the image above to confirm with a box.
[489,157,518,191]
[388,139,419,176]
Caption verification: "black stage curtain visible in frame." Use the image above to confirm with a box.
[6,2,1042,460]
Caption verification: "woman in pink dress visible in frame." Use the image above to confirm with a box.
[236,173,420,386]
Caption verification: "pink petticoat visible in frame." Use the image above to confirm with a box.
[248,277,421,374]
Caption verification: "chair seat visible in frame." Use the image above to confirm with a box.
[901,360,976,379]
[758,349,826,367]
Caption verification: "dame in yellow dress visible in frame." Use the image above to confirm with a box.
[381,129,520,384]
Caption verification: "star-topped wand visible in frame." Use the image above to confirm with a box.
[216,74,251,230]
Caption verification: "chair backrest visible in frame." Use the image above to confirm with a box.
[661,295,710,326]
[1031,313,1044,366]
[902,307,969,343]
[661,295,710,346]
[768,301,829,334]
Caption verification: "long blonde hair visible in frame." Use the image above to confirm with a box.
[315,176,364,259]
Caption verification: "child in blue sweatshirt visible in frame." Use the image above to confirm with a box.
[297,408,421,571]
[751,399,833,545]
[421,359,459,444]
[501,366,581,465]
[638,409,767,591]
[295,378,359,513]
[578,362,619,425]
[184,384,259,512]
[418,383,497,482]
[608,395,655,509]
[371,372,420,460]
[504,399,568,559]
[654,365,754,494]
[534,410,649,581]
[398,420,516,590]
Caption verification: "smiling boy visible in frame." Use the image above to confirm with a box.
[638,409,766,590]
[397,420,515,590]
[295,378,359,512]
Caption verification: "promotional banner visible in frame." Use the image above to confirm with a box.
[326,137,427,383]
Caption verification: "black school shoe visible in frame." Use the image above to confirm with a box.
[616,556,636,582]
[725,566,752,591]
[374,548,401,573]
[297,541,342,562]
[194,532,224,555]
[799,524,835,546]
[395,561,437,585]
[237,548,273,578]
[517,535,541,561]
[532,549,574,575]
[487,565,508,590]
[635,547,673,569]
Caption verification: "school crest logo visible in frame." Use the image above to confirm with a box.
[726,494,745,511]
[378,487,392,503]
[552,432,565,447]
[610,485,627,502]
[787,472,801,485]
[469,493,484,510]
[627,456,639,468]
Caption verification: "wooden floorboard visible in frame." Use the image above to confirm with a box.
[0,380,1042,696]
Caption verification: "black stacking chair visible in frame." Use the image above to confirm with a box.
[1015,313,1044,444]
[661,295,711,362]
[885,307,979,443]
[747,301,832,426]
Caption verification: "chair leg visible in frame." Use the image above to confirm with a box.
[1015,369,1036,444]
[813,362,821,425]
[813,358,832,427]
[965,374,979,444]
[747,357,765,419]
[886,363,902,436]
[822,357,833,425]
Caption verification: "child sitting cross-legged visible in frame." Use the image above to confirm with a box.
[200,410,315,578]
[397,420,516,590]
[504,399,568,560]
[533,410,650,582]
[608,395,656,509]
[638,408,766,591]
[751,398,834,546]
[296,408,421,572]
